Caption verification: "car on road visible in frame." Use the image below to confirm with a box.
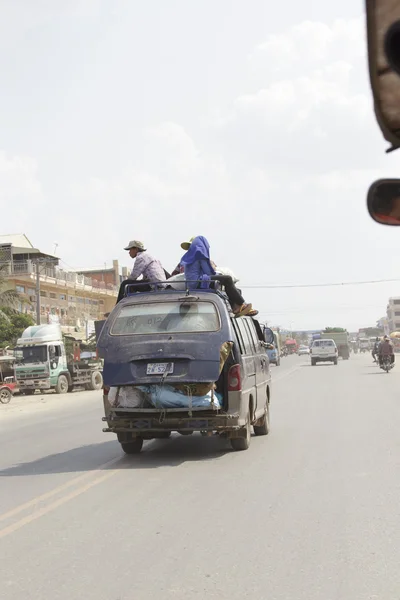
[298,345,310,356]
[310,339,338,366]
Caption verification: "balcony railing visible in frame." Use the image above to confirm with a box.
[3,260,118,295]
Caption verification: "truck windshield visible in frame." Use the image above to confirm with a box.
[111,301,220,335]
[14,346,48,364]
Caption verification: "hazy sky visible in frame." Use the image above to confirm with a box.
[2,0,400,330]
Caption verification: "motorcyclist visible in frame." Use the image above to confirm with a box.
[378,336,395,367]
[372,337,380,363]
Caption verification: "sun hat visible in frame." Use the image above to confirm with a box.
[180,236,196,251]
[124,240,146,251]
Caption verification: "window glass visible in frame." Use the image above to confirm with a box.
[111,301,220,335]
[236,320,253,354]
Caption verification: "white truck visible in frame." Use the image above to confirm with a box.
[14,324,103,395]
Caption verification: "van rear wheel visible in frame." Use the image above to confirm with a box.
[253,403,270,436]
[230,412,251,451]
[120,438,143,454]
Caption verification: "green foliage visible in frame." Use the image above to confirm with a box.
[0,308,35,348]
[323,327,347,333]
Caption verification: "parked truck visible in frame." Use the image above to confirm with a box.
[14,324,103,394]
[320,330,350,359]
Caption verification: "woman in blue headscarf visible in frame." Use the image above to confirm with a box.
[179,236,258,317]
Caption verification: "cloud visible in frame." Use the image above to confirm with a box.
[250,18,365,74]
[213,16,377,174]
[0,0,102,49]
[1,12,394,329]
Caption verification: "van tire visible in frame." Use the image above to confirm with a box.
[334,358,338,365]
[88,371,103,391]
[120,438,143,454]
[230,412,251,451]
[55,375,69,394]
[253,403,270,436]
[311,359,316,366]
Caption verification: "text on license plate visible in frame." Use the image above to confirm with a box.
[146,362,174,375]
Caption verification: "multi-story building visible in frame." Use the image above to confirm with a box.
[0,233,120,328]
[386,297,400,332]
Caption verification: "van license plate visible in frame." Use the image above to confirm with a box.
[146,363,174,375]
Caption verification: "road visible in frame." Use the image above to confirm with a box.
[1,353,400,599]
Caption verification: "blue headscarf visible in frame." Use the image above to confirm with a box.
[180,236,216,290]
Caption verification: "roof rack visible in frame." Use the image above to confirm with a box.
[123,279,232,312]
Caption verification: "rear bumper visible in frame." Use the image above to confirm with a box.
[312,355,337,361]
[102,398,244,434]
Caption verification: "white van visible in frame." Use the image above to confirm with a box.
[310,339,338,366]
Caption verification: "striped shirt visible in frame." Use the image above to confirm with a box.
[130,252,166,283]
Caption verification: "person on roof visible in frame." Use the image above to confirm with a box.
[116,240,167,303]
[170,236,217,276]
[178,235,258,317]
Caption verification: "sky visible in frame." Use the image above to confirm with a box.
[2,0,400,331]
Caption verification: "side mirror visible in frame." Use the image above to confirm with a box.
[366,0,400,151]
[263,327,275,345]
[367,178,400,225]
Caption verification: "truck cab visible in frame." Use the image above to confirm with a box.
[15,325,103,395]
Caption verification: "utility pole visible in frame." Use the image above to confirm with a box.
[35,260,41,325]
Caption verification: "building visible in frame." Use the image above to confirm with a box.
[75,261,129,286]
[0,234,119,328]
[386,297,400,332]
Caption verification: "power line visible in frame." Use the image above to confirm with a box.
[241,278,400,289]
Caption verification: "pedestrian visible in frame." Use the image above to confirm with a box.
[116,240,167,303]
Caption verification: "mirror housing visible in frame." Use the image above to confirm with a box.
[366,0,400,151]
[262,326,275,345]
[367,178,400,224]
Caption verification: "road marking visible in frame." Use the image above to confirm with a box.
[273,365,302,383]
[0,454,121,524]
[0,468,118,540]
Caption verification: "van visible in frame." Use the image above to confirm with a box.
[97,288,273,453]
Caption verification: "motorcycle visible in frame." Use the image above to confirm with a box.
[380,355,394,373]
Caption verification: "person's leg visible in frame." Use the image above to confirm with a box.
[116,280,151,303]
[211,275,258,316]
[212,275,244,307]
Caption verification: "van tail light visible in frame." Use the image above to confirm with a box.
[103,385,110,396]
[228,365,242,392]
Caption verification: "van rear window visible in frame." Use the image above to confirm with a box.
[111,301,220,335]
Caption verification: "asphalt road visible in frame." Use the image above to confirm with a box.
[1,353,400,599]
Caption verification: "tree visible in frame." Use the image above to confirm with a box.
[0,308,35,348]
[323,327,347,333]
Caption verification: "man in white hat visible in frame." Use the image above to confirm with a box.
[117,240,167,303]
